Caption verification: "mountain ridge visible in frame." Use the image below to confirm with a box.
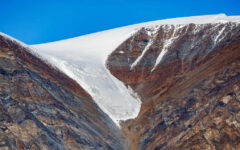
[0,14,240,149]
[31,14,240,126]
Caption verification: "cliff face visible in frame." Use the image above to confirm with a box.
[0,35,127,150]
[107,23,240,149]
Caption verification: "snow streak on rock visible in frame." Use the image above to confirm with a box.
[131,27,159,69]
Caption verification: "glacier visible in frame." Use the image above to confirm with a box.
[29,13,240,126]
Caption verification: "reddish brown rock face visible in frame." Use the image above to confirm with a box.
[107,23,240,150]
[0,35,128,150]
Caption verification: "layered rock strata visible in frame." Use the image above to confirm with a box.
[107,23,240,150]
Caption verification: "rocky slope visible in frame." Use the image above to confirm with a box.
[0,34,128,150]
[107,22,240,149]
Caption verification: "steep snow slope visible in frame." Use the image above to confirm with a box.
[32,14,240,126]
[32,28,142,126]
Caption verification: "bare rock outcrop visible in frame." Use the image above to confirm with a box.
[107,23,240,150]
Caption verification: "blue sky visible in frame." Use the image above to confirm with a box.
[0,0,239,44]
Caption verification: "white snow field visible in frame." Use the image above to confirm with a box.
[30,14,240,126]
[32,28,142,127]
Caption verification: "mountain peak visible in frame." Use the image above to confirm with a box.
[32,14,240,126]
